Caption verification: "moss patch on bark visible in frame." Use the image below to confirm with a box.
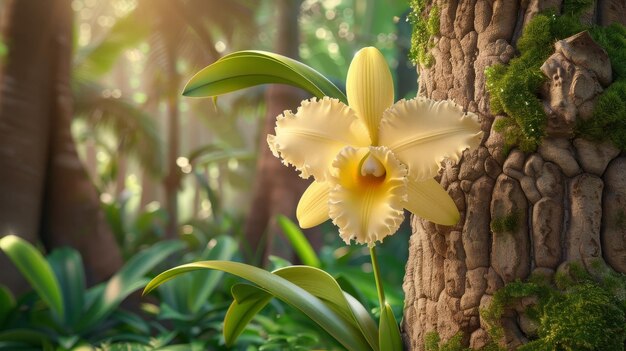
[489,210,521,234]
[408,0,439,68]
[577,24,626,149]
[481,261,626,351]
[485,8,588,152]
[485,0,626,152]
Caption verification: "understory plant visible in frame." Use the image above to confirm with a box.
[144,46,482,351]
[0,235,184,350]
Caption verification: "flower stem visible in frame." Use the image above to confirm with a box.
[369,245,386,309]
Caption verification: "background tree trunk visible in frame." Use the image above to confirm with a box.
[401,1,626,349]
[0,0,122,292]
[243,0,322,264]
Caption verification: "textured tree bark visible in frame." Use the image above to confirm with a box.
[401,1,626,349]
[243,0,322,263]
[0,0,123,292]
[0,0,56,294]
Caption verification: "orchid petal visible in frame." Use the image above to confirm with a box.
[297,181,330,228]
[267,97,371,181]
[378,97,483,181]
[405,178,460,225]
[328,146,407,246]
[346,47,394,144]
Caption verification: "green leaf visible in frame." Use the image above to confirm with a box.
[182,50,347,103]
[0,285,15,326]
[47,247,85,328]
[144,261,373,351]
[188,236,238,313]
[379,302,402,351]
[0,235,64,321]
[224,267,379,349]
[81,240,185,329]
[0,329,52,351]
[273,266,379,351]
[224,283,273,346]
[276,215,321,268]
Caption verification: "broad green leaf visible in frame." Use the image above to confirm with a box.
[273,266,379,351]
[0,235,64,321]
[224,284,273,346]
[379,302,403,351]
[182,50,347,103]
[81,240,185,329]
[144,261,372,351]
[336,275,371,311]
[0,285,14,327]
[276,215,321,268]
[189,236,238,313]
[47,247,85,328]
[0,329,51,347]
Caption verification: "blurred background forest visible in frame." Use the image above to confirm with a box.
[0,0,419,349]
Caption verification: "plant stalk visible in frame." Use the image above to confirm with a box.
[369,245,386,309]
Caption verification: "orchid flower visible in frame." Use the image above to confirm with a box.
[268,47,483,246]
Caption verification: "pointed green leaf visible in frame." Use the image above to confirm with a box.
[47,247,85,328]
[182,50,347,103]
[273,266,379,351]
[188,236,238,313]
[0,329,52,347]
[276,215,321,268]
[0,235,64,321]
[81,240,185,329]
[379,302,403,351]
[144,261,372,351]
[224,283,273,346]
[0,285,15,326]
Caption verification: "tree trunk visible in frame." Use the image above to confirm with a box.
[401,1,626,349]
[243,0,322,264]
[0,0,122,292]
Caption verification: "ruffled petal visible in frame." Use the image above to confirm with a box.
[346,47,394,144]
[297,181,330,228]
[378,97,483,181]
[405,178,460,225]
[328,146,407,246]
[267,97,371,181]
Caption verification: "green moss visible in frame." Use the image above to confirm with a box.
[490,211,520,234]
[562,0,595,16]
[481,261,626,351]
[485,5,587,152]
[408,0,439,68]
[576,23,626,149]
[425,331,467,351]
[524,284,626,351]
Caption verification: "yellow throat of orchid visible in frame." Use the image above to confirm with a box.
[268,46,483,246]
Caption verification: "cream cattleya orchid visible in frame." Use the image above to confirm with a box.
[268,47,483,246]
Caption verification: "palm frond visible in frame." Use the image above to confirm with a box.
[73,79,164,177]
[74,11,150,80]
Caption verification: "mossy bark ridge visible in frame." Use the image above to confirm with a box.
[402,0,626,350]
